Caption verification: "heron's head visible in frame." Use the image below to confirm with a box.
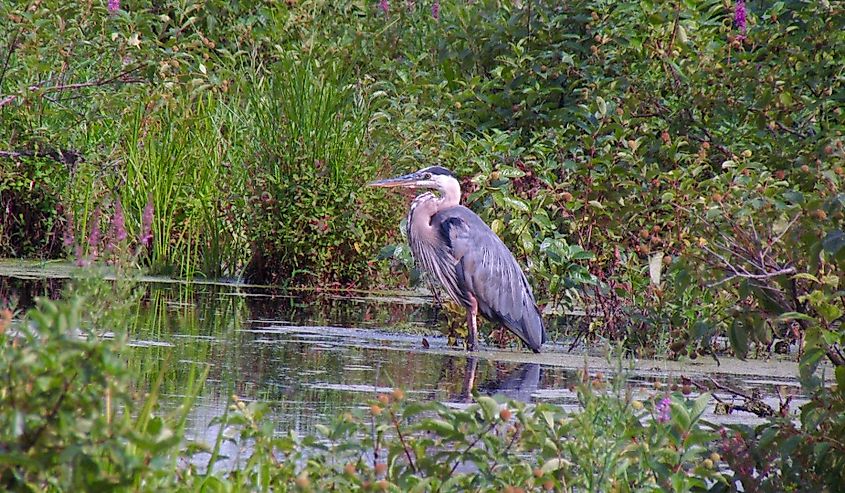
[368,165,458,192]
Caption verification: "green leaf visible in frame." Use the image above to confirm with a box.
[817,302,842,323]
[669,399,691,430]
[774,312,816,323]
[502,196,529,212]
[782,190,804,204]
[792,273,821,283]
[541,457,571,474]
[420,419,456,435]
[476,396,499,422]
[596,96,607,117]
[690,393,709,421]
[837,366,845,391]
[408,478,433,493]
[532,211,553,229]
[315,424,330,436]
[822,230,845,255]
[728,318,749,359]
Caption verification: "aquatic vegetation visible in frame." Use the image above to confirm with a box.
[0,287,729,492]
[240,58,398,285]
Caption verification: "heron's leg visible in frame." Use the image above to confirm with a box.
[466,294,479,351]
[460,357,478,402]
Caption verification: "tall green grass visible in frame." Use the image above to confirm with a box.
[120,93,247,278]
[240,56,398,285]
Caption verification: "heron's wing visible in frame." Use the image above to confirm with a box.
[436,207,546,352]
[408,217,468,307]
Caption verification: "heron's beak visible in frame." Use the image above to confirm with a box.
[368,171,425,188]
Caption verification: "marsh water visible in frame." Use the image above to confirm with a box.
[1,260,811,448]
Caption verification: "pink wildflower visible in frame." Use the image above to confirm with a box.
[140,195,154,248]
[734,0,747,41]
[656,397,671,423]
[108,0,120,13]
[107,199,127,252]
[88,206,101,260]
[431,0,440,20]
[63,214,75,247]
[379,0,389,15]
[75,245,90,267]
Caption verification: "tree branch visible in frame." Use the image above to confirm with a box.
[0,65,146,106]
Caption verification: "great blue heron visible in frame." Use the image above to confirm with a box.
[370,166,547,353]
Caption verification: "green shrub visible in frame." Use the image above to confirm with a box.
[0,280,206,492]
[241,57,400,285]
[0,155,70,258]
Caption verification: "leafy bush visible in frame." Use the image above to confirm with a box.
[0,155,69,257]
[0,281,208,491]
[364,0,845,357]
[241,58,399,285]
[715,366,845,492]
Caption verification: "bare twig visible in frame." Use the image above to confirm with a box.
[706,274,738,289]
[0,28,21,89]
[683,376,775,418]
[702,245,750,277]
[437,421,497,493]
[0,65,146,105]
[667,2,681,52]
[0,148,83,165]
[389,409,419,474]
[489,423,521,473]
[763,214,801,258]
[775,121,811,139]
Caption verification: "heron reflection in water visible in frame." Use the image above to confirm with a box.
[450,358,542,403]
[370,166,547,353]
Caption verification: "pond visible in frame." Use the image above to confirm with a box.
[1,260,809,449]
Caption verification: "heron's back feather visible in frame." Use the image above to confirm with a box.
[432,206,546,352]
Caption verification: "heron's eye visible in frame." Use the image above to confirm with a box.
[423,173,432,179]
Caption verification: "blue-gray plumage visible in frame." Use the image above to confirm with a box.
[370,166,547,353]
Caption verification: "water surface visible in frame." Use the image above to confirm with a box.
[1,261,811,448]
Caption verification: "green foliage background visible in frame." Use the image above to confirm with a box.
[1,0,844,375]
[2,0,845,489]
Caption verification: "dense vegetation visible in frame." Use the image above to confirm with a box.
[2,0,844,359]
[2,0,845,490]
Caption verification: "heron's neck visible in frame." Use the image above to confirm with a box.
[438,177,461,208]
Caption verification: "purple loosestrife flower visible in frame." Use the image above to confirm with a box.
[107,199,127,252]
[63,214,75,248]
[108,0,120,13]
[432,0,440,20]
[656,396,671,423]
[75,245,90,267]
[140,195,154,248]
[734,0,747,41]
[88,206,101,260]
[379,0,389,15]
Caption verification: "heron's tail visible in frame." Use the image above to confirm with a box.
[516,304,546,353]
